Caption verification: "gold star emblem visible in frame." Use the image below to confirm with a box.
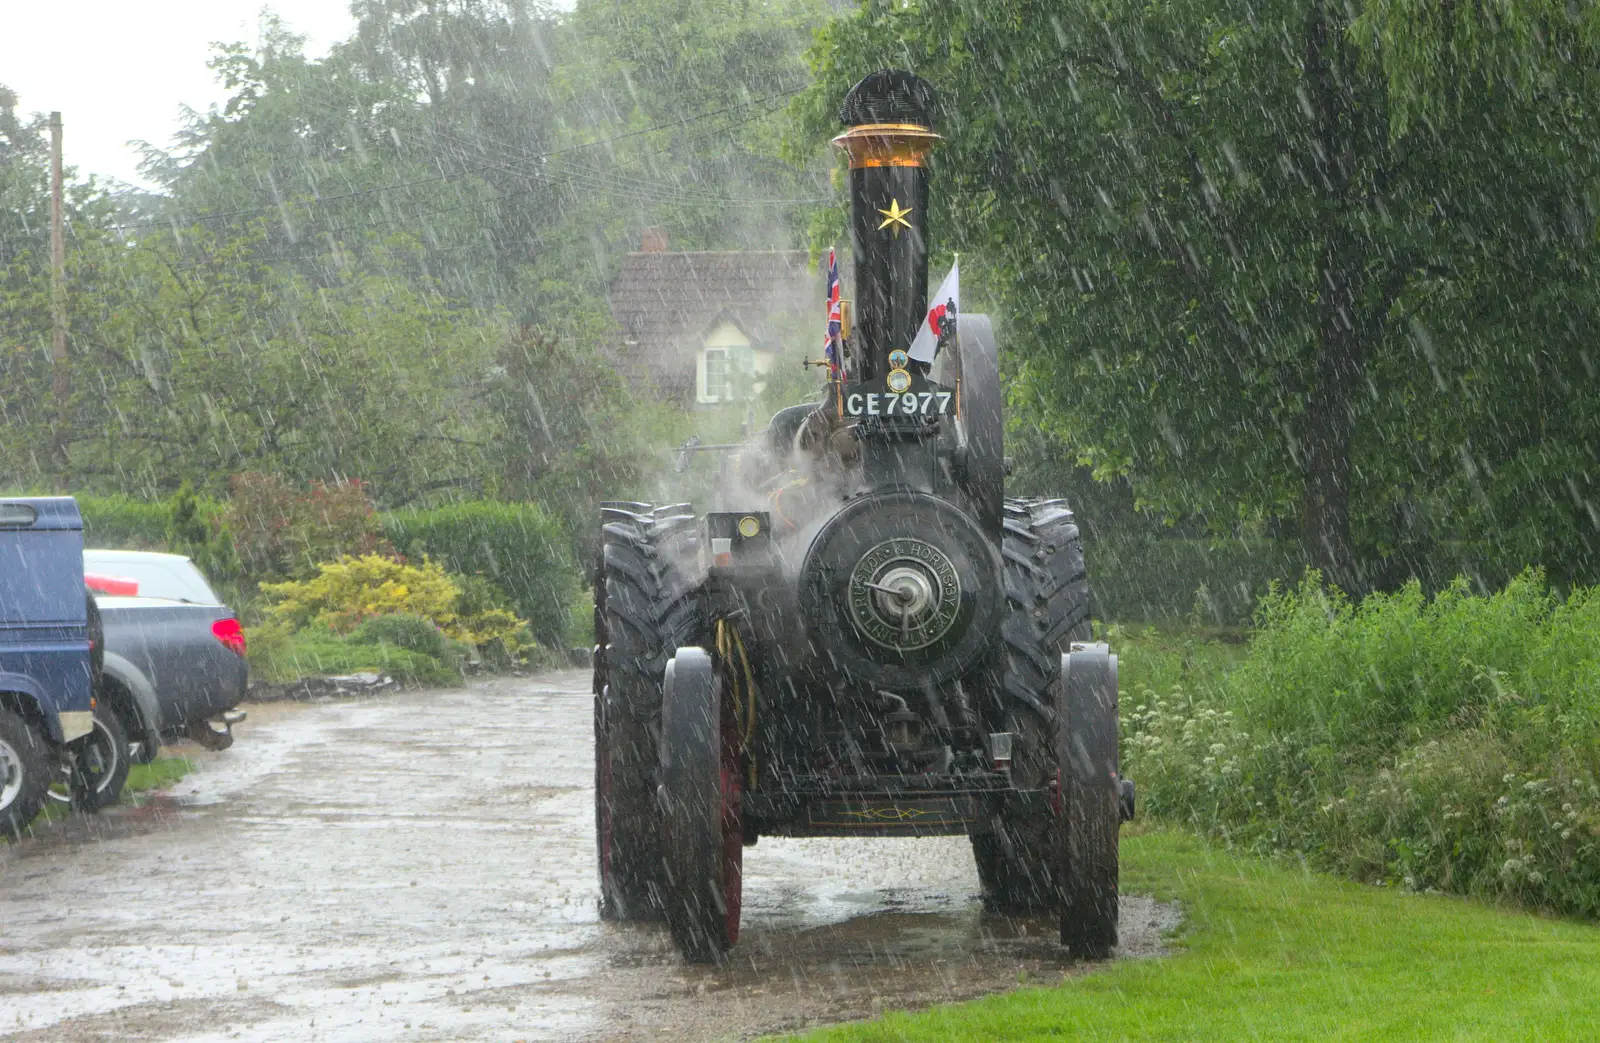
[877,198,914,235]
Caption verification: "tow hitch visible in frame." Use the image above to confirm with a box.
[186,711,246,751]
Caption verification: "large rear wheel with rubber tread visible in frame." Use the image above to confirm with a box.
[947,314,1005,542]
[659,647,743,964]
[971,498,1091,913]
[1057,644,1120,959]
[593,503,701,921]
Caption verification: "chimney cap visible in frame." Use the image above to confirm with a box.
[840,70,937,130]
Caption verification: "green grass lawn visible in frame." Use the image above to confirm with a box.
[784,829,1600,1041]
[1103,621,1249,696]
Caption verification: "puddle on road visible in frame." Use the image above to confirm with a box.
[0,672,1175,1043]
[570,832,1176,1041]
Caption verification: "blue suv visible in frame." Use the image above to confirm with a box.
[0,497,99,835]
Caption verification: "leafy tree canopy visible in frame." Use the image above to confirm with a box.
[1,0,836,553]
[799,0,1600,591]
[1,224,499,504]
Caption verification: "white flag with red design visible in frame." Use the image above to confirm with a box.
[908,260,958,363]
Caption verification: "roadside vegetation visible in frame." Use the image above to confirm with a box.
[786,829,1600,1042]
[248,619,469,687]
[73,484,582,686]
[124,757,194,795]
[1122,572,1600,920]
[776,589,1600,1039]
[251,557,540,685]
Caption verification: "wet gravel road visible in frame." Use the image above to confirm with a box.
[0,671,1174,1042]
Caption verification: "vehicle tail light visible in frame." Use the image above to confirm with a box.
[212,617,247,657]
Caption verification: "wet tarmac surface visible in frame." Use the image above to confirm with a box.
[0,671,1177,1042]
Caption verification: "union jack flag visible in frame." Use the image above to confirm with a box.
[823,247,842,379]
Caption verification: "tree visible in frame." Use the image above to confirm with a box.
[0,224,500,503]
[485,323,693,560]
[799,0,1600,591]
[552,0,833,252]
[143,14,542,309]
[4,0,840,539]
[145,1,831,315]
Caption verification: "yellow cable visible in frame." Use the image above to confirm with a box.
[738,627,758,789]
[713,618,760,789]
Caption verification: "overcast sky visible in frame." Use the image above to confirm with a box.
[0,1,359,188]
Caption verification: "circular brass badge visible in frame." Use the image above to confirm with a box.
[847,538,962,652]
[886,368,913,394]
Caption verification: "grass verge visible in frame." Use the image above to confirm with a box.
[247,626,462,686]
[1101,621,1249,695]
[126,756,194,796]
[29,755,196,829]
[784,829,1600,1041]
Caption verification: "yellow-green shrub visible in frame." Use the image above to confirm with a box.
[262,555,459,632]
[451,605,529,653]
[260,554,532,654]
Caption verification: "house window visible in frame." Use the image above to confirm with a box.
[698,320,754,404]
[703,348,728,402]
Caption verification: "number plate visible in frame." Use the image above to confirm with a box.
[840,374,955,418]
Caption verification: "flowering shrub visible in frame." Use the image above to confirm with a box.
[226,472,389,580]
[1123,570,1600,918]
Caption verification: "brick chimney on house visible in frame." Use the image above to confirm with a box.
[640,226,669,253]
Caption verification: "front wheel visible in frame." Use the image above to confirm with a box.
[1057,645,1120,959]
[659,647,743,964]
[0,708,50,838]
[970,498,1092,913]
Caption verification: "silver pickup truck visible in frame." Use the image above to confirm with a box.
[85,551,249,765]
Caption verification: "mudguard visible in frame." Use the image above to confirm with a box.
[100,651,164,753]
[0,674,59,741]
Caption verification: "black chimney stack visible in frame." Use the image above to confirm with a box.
[833,71,940,382]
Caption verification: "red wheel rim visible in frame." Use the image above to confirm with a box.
[719,684,743,945]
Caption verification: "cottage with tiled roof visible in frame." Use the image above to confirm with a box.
[607,229,820,408]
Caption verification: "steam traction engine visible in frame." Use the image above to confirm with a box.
[592,70,1132,964]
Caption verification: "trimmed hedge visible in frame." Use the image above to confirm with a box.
[76,492,582,645]
[77,490,242,590]
[382,502,579,647]
[77,494,185,550]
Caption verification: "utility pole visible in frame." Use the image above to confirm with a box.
[49,111,69,476]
